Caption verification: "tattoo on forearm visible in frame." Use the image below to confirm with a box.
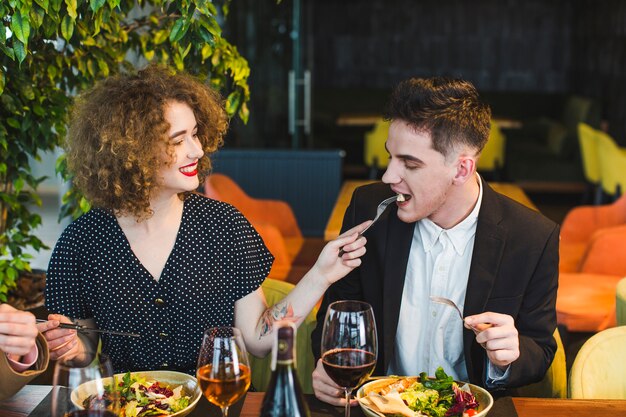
[257,301,301,339]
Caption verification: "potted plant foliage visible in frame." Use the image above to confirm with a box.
[0,0,251,304]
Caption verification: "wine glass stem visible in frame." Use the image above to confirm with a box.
[221,405,230,417]
[344,388,353,417]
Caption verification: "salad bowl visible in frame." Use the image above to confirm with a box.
[356,375,493,417]
[71,370,202,417]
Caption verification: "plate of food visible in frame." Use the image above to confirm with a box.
[71,370,202,417]
[356,367,493,417]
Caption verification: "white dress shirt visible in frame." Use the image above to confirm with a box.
[388,175,483,381]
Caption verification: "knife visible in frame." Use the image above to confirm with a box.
[36,319,141,338]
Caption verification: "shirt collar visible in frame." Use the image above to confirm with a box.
[418,173,483,255]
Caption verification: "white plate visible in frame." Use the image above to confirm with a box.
[71,370,202,417]
[356,377,493,417]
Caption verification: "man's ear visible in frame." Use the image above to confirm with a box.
[453,155,476,185]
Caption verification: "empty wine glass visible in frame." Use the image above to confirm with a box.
[51,352,120,417]
[321,300,378,417]
[196,327,251,417]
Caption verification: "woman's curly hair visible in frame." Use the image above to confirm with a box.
[65,65,228,219]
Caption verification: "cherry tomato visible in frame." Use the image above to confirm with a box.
[465,409,478,417]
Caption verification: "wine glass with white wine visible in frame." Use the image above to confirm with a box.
[196,327,251,417]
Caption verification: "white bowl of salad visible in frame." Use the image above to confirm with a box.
[356,367,493,417]
[71,370,202,417]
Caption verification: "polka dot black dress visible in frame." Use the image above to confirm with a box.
[45,193,273,375]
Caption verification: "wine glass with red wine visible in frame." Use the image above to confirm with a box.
[51,352,120,417]
[321,300,378,417]
[196,326,251,417]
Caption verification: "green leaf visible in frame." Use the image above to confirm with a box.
[0,69,5,95]
[29,6,45,31]
[34,0,49,12]
[61,15,75,41]
[79,197,91,213]
[179,42,192,59]
[10,9,31,45]
[90,0,105,13]
[153,30,168,45]
[13,40,26,64]
[238,102,249,124]
[0,43,15,60]
[201,43,213,61]
[65,0,77,19]
[98,59,110,77]
[225,91,241,116]
[50,0,63,13]
[169,18,188,43]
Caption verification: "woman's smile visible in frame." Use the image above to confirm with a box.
[179,162,198,177]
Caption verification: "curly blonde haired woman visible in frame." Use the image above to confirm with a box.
[43,65,370,375]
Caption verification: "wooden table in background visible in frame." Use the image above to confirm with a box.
[336,113,381,127]
[324,180,538,240]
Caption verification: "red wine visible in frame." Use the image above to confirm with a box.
[63,411,117,417]
[260,323,310,417]
[322,348,376,388]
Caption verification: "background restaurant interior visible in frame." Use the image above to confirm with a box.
[20,0,626,387]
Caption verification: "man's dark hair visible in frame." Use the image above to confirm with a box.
[384,77,491,158]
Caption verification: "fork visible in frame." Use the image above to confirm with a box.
[429,296,489,346]
[338,195,398,257]
[430,296,467,323]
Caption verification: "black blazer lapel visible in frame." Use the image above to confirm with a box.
[463,180,507,383]
[382,206,415,371]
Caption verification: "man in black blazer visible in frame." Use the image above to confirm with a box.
[311,77,559,404]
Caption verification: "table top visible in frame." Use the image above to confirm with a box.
[324,180,538,240]
[4,386,626,417]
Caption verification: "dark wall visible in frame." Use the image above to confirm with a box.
[313,0,572,92]
[571,0,626,144]
[226,0,626,147]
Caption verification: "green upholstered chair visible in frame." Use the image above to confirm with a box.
[512,328,567,398]
[578,123,602,204]
[248,278,317,394]
[477,120,506,179]
[364,119,390,179]
[569,326,626,399]
[617,278,626,327]
[595,129,626,199]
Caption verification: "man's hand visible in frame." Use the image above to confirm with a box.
[464,312,519,368]
[312,358,359,406]
[0,304,38,357]
[40,314,81,361]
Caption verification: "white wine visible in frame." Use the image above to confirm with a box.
[259,323,311,417]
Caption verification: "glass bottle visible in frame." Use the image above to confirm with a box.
[259,322,311,417]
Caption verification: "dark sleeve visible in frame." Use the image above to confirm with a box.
[45,223,93,320]
[311,187,365,361]
[506,223,560,388]
[229,209,274,301]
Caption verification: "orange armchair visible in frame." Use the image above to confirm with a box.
[204,173,304,280]
[559,194,626,273]
[557,194,626,331]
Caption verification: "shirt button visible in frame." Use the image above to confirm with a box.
[155,298,166,307]
[159,332,168,339]
[432,311,437,317]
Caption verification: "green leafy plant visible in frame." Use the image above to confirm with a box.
[0,0,251,301]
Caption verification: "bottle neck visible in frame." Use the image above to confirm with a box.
[273,324,297,369]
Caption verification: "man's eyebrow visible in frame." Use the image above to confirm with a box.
[384,143,423,164]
